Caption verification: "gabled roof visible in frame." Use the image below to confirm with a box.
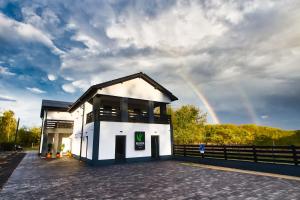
[40,100,73,118]
[68,72,178,112]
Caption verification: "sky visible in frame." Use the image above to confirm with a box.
[0,0,300,130]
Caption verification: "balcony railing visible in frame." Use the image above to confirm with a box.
[45,120,74,129]
[86,108,170,124]
[128,110,149,123]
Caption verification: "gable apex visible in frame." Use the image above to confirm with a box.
[68,72,178,112]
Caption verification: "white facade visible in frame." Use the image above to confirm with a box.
[47,111,73,120]
[97,78,171,103]
[70,102,93,158]
[41,73,177,164]
[99,122,171,160]
[71,122,94,160]
[40,109,74,154]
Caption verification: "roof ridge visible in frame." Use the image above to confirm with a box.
[68,72,178,112]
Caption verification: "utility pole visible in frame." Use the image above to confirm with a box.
[14,118,20,151]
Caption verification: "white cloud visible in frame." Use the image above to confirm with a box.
[1,0,300,128]
[0,13,63,55]
[106,1,227,52]
[0,95,17,102]
[72,32,102,53]
[0,92,42,127]
[26,87,46,94]
[47,74,57,81]
[261,115,269,119]
[62,84,76,93]
[0,66,15,76]
[62,80,91,93]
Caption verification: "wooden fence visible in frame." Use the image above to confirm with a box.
[173,144,300,165]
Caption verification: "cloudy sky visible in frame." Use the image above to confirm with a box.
[0,0,300,130]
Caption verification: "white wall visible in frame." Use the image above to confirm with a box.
[97,77,171,103]
[99,122,171,160]
[81,122,94,159]
[62,138,71,153]
[70,101,93,158]
[39,110,47,153]
[47,111,73,120]
[70,119,94,159]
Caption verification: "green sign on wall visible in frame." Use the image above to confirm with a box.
[135,131,145,150]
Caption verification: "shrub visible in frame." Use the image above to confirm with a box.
[0,142,15,151]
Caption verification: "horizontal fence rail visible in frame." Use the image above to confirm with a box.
[173,144,300,166]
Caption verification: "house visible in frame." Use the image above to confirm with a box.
[39,72,178,165]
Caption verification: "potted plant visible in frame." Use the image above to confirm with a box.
[60,144,65,156]
[56,152,60,158]
[47,143,53,159]
[66,150,72,158]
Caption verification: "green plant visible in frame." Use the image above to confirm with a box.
[60,143,65,152]
[47,143,52,152]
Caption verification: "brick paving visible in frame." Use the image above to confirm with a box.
[0,152,299,200]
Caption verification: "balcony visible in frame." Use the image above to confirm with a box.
[86,108,170,124]
[45,120,74,129]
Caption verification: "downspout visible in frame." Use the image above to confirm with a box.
[79,103,85,160]
[40,111,47,155]
[39,113,45,155]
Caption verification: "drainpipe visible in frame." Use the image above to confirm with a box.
[79,103,85,161]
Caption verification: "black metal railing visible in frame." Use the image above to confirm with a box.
[45,120,74,129]
[86,109,170,124]
[173,144,300,166]
[154,114,170,124]
[128,110,149,123]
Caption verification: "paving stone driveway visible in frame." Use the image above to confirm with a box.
[1,152,299,200]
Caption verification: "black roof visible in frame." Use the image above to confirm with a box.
[68,72,178,112]
[40,100,73,118]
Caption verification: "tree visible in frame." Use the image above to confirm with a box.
[172,105,300,146]
[172,105,207,144]
[0,110,17,142]
[18,126,41,147]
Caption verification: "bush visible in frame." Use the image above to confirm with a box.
[0,142,15,151]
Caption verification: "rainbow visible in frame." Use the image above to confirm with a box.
[176,69,221,124]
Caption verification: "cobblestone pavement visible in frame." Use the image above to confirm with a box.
[1,152,299,200]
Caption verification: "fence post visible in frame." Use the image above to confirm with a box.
[253,145,257,162]
[173,144,175,156]
[183,145,186,157]
[291,145,298,166]
[223,145,227,160]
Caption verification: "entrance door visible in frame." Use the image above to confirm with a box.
[115,136,126,161]
[151,136,159,159]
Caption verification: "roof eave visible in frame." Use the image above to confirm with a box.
[67,72,178,112]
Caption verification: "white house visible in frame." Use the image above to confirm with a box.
[39,72,178,165]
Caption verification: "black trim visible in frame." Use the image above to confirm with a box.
[40,100,73,118]
[92,97,101,163]
[68,72,178,112]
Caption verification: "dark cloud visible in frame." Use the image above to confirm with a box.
[0,0,299,129]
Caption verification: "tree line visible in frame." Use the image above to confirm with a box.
[0,110,40,149]
[1,106,299,150]
[171,105,300,146]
